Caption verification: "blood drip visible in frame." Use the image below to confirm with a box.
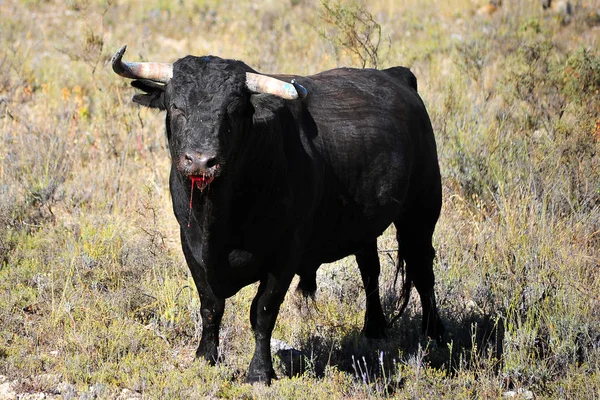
[187,179,195,228]
[187,176,214,228]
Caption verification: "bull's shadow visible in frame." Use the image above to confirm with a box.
[274,299,504,391]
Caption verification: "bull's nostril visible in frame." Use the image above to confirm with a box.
[205,157,217,169]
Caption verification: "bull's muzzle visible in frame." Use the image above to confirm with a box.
[179,151,219,178]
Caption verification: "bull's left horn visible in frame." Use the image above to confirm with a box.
[245,73,307,100]
[111,45,173,83]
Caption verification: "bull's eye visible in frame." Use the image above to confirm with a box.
[169,104,187,127]
[170,104,182,114]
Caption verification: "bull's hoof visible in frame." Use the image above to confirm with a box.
[196,343,219,365]
[246,365,276,385]
[362,323,387,339]
[423,316,445,343]
[363,312,388,339]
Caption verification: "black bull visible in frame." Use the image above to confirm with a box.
[112,46,444,384]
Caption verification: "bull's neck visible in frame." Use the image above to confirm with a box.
[227,119,289,191]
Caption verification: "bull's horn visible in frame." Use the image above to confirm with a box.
[245,73,307,100]
[111,45,173,83]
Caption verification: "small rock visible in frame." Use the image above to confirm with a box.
[532,128,550,142]
[271,339,310,377]
[0,381,16,400]
[503,388,534,399]
[271,338,294,353]
[56,382,77,399]
[80,384,106,400]
[116,388,142,400]
[18,394,46,400]
[451,33,464,42]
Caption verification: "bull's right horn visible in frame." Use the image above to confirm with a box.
[245,73,307,100]
[111,45,173,83]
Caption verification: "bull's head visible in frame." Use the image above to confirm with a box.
[111,45,306,189]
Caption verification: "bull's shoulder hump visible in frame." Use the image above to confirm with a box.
[381,66,418,92]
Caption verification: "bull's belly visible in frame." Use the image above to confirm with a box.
[304,207,397,263]
[309,240,371,264]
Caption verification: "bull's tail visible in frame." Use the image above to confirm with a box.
[388,245,412,327]
[296,272,317,299]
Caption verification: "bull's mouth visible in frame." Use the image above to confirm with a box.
[191,174,215,191]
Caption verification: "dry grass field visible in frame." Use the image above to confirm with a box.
[1,0,599,398]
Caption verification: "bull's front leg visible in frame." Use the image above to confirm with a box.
[196,284,225,364]
[247,270,294,384]
[181,231,225,364]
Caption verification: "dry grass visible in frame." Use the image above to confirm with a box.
[1,0,599,398]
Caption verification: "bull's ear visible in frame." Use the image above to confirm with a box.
[250,94,285,125]
[131,80,166,110]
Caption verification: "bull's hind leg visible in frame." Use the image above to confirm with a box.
[395,216,444,341]
[181,231,225,364]
[356,241,387,338]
